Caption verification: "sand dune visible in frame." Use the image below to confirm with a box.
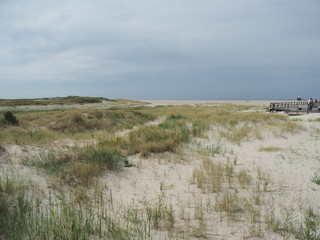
[1,102,320,239]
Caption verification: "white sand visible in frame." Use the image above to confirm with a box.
[102,110,320,239]
[142,100,279,107]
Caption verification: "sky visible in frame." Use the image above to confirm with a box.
[0,0,320,100]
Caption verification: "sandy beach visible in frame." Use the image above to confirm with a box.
[1,100,319,239]
[142,100,276,106]
[0,99,285,111]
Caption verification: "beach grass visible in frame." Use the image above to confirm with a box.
[1,105,302,147]
[0,173,130,240]
[140,105,303,145]
[100,113,204,157]
[311,173,320,185]
[0,108,156,145]
[258,146,282,152]
[23,146,127,187]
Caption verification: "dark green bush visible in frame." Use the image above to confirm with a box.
[0,145,5,155]
[3,111,19,125]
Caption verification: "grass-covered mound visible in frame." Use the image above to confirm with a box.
[0,96,112,106]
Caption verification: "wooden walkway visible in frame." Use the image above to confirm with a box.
[269,101,320,113]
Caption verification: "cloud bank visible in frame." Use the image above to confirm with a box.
[0,0,319,99]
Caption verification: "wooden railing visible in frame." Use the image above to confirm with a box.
[269,101,319,113]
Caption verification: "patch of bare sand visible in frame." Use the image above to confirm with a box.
[1,145,52,193]
[101,112,320,239]
[142,100,277,107]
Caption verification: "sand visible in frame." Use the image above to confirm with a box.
[103,111,320,239]
[1,100,320,239]
[142,100,275,107]
[0,99,279,111]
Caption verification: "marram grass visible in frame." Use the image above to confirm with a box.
[23,146,128,187]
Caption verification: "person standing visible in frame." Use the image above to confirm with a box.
[307,98,314,113]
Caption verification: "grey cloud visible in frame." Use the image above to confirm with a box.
[0,0,319,99]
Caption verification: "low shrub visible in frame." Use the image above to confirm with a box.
[0,145,5,155]
[2,111,19,126]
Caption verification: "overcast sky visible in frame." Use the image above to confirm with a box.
[0,0,319,100]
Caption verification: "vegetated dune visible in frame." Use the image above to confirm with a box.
[0,96,113,106]
[0,101,319,239]
[0,96,146,111]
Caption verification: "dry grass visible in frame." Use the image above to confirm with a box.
[0,108,155,145]
[100,114,204,157]
[140,105,303,145]
[1,105,302,147]
[215,191,243,220]
[219,125,252,145]
[0,127,62,145]
[237,169,252,188]
[192,159,237,193]
[101,125,184,157]
[45,109,155,133]
[192,159,254,194]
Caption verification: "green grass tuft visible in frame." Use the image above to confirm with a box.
[311,173,320,185]
[258,146,282,152]
[23,147,127,187]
